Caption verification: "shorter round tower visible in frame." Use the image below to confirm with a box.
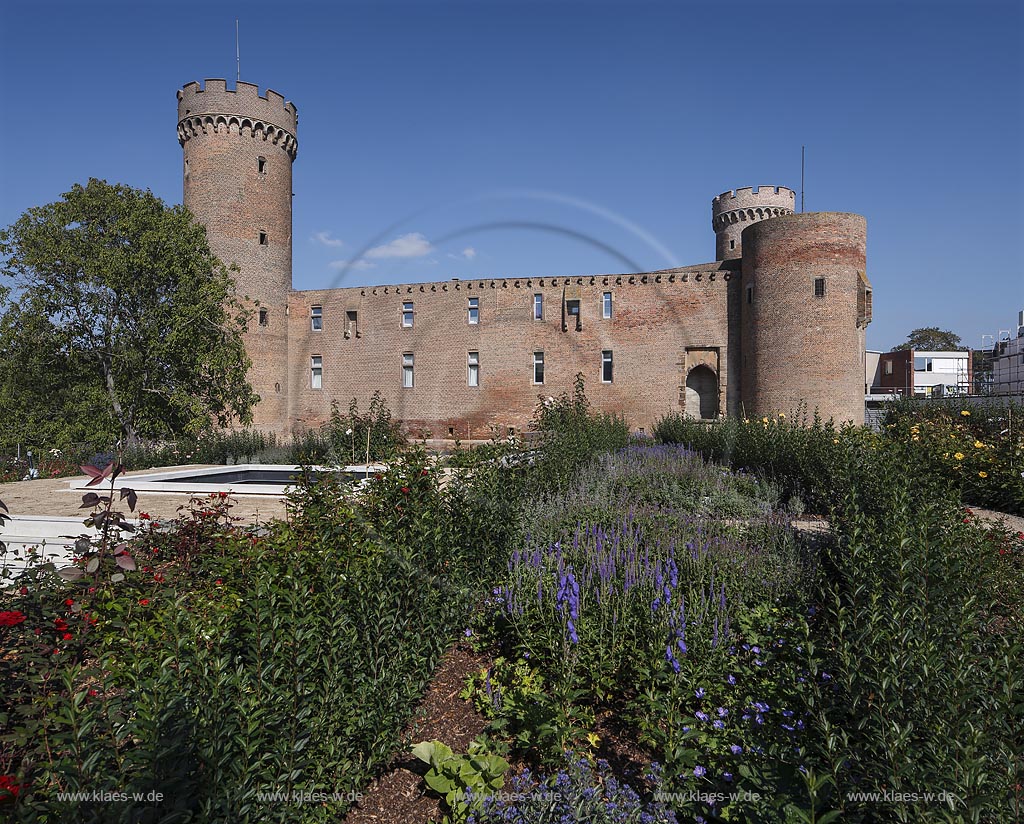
[740,212,867,424]
[712,186,795,261]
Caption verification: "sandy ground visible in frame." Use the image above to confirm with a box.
[0,465,288,524]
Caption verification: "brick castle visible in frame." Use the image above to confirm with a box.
[177,79,872,438]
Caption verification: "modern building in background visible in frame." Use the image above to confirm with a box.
[987,310,1024,396]
[177,78,872,437]
[874,350,972,397]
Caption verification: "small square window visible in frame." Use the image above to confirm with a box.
[402,353,414,388]
[311,305,322,331]
[533,351,545,384]
[601,350,613,383]
[258,308,269,327]
[259,231,268,246]
[311,356,322,390]
[602,292,612,319]
[402,301,414,328]
[814,277,826,298]
[468,297,479,325]
[468,351,480,387]
[566,299,580,316]
[533,293,543,320]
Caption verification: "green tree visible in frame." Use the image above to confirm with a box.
[0,178,257,447]
[892,327,965,351]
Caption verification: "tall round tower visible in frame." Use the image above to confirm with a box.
[712,186,795,261]
[177,79,297,434]
[740,212,868,424]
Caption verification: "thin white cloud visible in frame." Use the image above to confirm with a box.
[366,232,433,259]
[328,259,376,271]
[447,247,477,260]
[312,231,344,248]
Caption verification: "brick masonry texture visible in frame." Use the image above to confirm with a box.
[177,79,869,436]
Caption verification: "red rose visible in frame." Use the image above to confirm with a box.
[62,632,73,641]
[0,774,25,801]
[0,611,26,627]
[54,618,68,630]
[215,580,223,586]
[138,512,150,520]
[421,469,428,476]
[88,689,98,697]
[138,598,150,606]
[401,486,410,494]
[19,587,27,596]
[65,599,74,607]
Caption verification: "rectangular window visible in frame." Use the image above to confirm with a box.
[602,350,613,383]
[468,297,479,325]
[257,156,267,174]
[311,356,322,390]
[259,231,268,246]
[533,293,543,320]
[258,308,269,327]
[533,351,545,384]
[566,299,580,317]
[746,285,753,305]
[402,353,414,388]
[402,301,414,328]
[345,309,358,338]
[814,277,826,298]
[884,360,893,375]
[468,351,479,387]
[311,305,322,331]
[914,357,933,372]
[602,292,612,319]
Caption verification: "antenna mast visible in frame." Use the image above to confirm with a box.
[800,145,805,213]
[236,19,240,82]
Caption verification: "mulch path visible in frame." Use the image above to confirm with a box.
[343,643,491,824]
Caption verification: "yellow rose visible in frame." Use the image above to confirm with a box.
[974,440,985,449]
[762,417,769,424]
[960,410,970,416]
[978,471,988,478]
[954,452,965,460]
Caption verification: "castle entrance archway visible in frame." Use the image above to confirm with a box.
[685,366,719,419]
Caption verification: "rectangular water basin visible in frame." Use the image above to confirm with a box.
[69,464,388,497]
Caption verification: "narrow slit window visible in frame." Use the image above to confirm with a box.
[345,309,358,338]
[468,297,479,325]
[402,353,414,388]
[257,156,267,174]
[533,351,545,384]
[311,356,323,390]
[533,293,543,320]
[468,351,480,387]
[310,305,322,331]
[258,308,269,327]
[746,285,753,305]
[402,301,414,328]
[814,277,826,298]
[602,350,613,383]
[259,231,268,246]
[602,292,612,319]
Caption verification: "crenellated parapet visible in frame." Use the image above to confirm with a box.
[177,79,298,158]
[711,186,795,261]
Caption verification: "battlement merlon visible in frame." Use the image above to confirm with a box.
[177,79,297,135]
[711,186,796,213]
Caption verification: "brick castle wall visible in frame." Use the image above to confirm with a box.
[287,267,735,438]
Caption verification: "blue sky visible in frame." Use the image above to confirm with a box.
[1,0,1021,351]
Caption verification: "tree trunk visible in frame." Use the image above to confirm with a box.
[102,358,138,446]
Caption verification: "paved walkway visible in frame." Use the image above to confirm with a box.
[0,465,288,525]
